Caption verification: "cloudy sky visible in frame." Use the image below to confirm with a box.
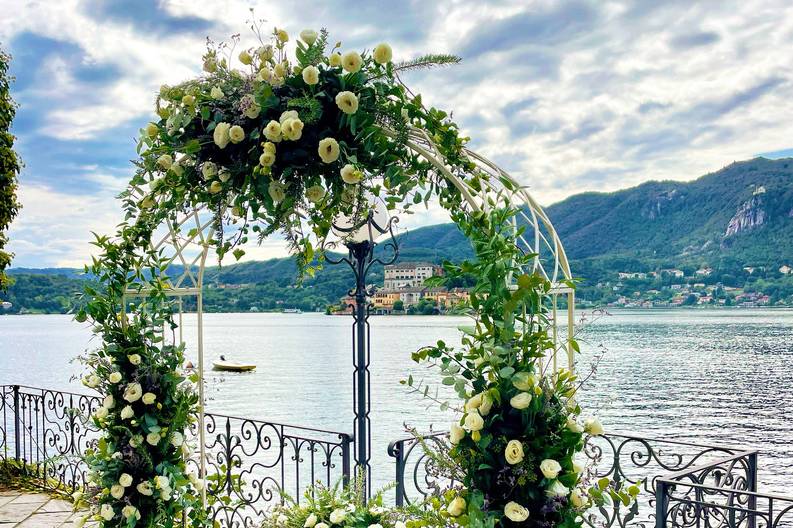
[3,0,793,268]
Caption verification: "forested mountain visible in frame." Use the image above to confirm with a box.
[3,157,793,313]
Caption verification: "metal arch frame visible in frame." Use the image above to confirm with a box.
[115,123,577,506]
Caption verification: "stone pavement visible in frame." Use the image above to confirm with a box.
[0,490,88,527]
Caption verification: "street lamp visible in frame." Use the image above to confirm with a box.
[325,199,399,497]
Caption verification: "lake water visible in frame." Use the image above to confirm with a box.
[0,309,791,495]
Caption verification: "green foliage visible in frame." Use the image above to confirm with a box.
[262,477,444,528]
[0,48,21,292]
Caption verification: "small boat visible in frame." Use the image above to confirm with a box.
[212,356,256,372]
[283,308,302,314]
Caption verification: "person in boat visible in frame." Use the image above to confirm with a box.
[220,355,226,361]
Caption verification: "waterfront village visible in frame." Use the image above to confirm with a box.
[583,264,793,308]
[332,262,470,315]
[328,261,793,314]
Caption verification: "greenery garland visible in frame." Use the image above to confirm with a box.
[0,47,21,291]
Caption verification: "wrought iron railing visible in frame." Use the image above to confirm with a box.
[0,385,351,528]
[386,431,782,528]
[655,450,793,528]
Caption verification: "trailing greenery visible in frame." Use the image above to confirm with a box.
[406,206,637,527]
[0,47,21,292]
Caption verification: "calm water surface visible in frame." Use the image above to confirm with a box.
[0,309,791,493]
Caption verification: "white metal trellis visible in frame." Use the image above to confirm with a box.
[121,194,215,507]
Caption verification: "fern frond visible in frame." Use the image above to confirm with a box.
[393,54,461,73]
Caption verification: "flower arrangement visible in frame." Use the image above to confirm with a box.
[407,206,639,527]
[261,479,445,528]
[132,20,466,271]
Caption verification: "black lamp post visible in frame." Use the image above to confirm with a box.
[325,200,399,498]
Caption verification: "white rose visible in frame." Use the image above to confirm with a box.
[154,475,170,489]
[567,416,584,433]
[584,417,604,436]
[505,439,524,465]
[171,431,184,447]
[304,513,317,527]
[218,169,231,183]
[540,459,562,479]
[146,432,161,446]
[137,481,153,496]
[510,392,532,410]
[160,487,172,500]
[335,91,359,114]
[305,185,325,204]
[329,508,346,524]
[145,122,159,138]
[100,503,115,521]
[84,375,100,388]
[119,473,133,487]
[300,29,318,44]
[102,395,114,409]
[479,394,494,416]
[276,28,289,42]
[142,392,156,405]
[264,120,282,142]
[203,57,217,73]
[463,411,484,432]
[202,161,218,180]
[449,422,465,445]
[123,383,142,403]
[395,523,406,528]
[447,496,466,517]
[127,354,141,365]
[342,51,363,73]
[368,525,383,528]
[120,405,134,420]
[110,484,124,499]
[302,65,320,85]
[282,118,304,140]
[465,392,482,412]
[504,501,529,522]
[315,524,329,528]
[239,50,252,65]
[181,94,195,106]
[260,151,276,167]
[210,86,224,99]
[213,122,231,149]
[328,52,342,67]
[318,137,340,163]
[512,372,534,391]
[279,110,299,124]
[209,181,223,194]
[129,435,143,448]
[258,45,274,61]
[122,505,140,520]
[571,488,589,508]
[373,43,393,64]
[93,406,108,420]
[546,480,570,498]
[108,372,122,384]
[340,164,362,184]
[229,125,245,143]
[573,460,585,474]
[269,180,287,203]
[257,68,272,82]
[276,513,289,525]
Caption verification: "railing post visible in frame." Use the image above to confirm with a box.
[392,440,405,507]
[341,434,351,488]
[655,479,669,528]
[748,451,758,528]
[12,385,20,462]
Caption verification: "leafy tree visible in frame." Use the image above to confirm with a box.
[392,299,404,311]
[0,48,21,291]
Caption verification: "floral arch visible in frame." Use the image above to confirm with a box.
[75,24,606,528]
